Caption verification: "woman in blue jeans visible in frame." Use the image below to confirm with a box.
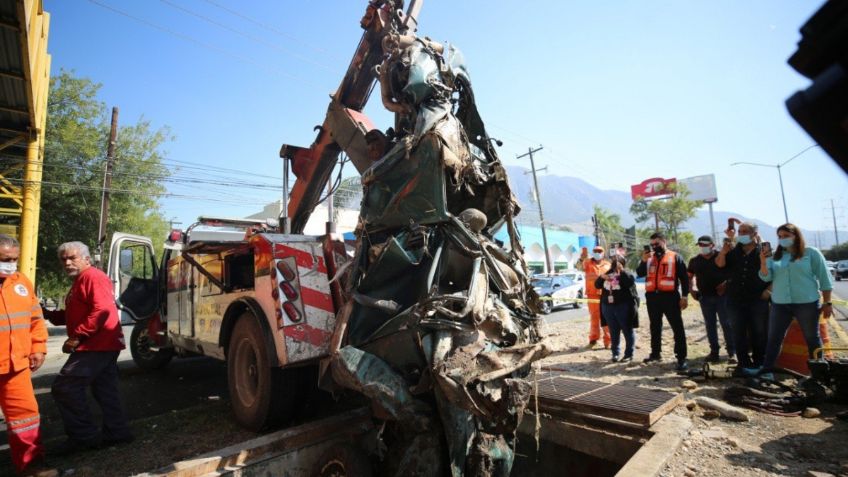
[750,223,833,378]
[595,255,638,363]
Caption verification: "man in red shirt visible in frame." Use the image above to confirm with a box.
[43,241,132,453]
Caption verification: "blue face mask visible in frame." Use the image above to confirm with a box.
[738,235,752,245]
[592,252,603,261]
[699,246,712,255]
[778,237,794,248]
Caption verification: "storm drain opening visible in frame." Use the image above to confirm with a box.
[515,369,689,477]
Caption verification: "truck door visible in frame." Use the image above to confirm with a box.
[108,233,159,324]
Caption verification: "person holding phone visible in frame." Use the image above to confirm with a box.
[715,221,770,372]
[687,235,736,363]
[636,232,691,371]
[750,223,833,379]
[583,245,612,349]
[595,255,639,363]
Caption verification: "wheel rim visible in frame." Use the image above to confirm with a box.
[320,460,348,477]
[233,337,260,407]
[135,328,156,360]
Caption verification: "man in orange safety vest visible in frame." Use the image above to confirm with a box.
[0,234,58,477]
[582,246,611,348]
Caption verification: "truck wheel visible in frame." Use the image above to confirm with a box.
[228,312,297,431]
[130,320,174,370]
[574,291,584,309]
[312,443,372,477]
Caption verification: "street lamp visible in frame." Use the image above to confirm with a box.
[731,144,819,223]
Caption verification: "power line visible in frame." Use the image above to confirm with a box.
[86,0,317,88]
[201,0,337,59]
[157,0,334,73]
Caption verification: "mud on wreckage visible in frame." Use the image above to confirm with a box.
[320,3,551,476]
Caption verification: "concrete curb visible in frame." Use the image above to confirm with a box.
[614,414,692,477]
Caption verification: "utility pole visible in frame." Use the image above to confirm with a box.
[517,146,553,274]
[96,107,119,268]
[832,199,840,246]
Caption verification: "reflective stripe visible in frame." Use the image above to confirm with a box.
[0,310,31,320]
[0,323,31,332]
[8,415,39,427]
[10,422,40,434]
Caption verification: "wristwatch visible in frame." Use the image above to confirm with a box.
[822,302,832,306]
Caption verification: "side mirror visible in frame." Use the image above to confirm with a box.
[119,249,133,273]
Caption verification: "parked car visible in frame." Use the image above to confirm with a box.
[827,261,837,280]
[531,275,584,314]
[835,260,848,281]
[561,271,586,288]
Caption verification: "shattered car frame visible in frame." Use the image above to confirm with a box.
[281,1,551,475]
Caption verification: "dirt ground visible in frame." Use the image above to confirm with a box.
[541,304,848,477]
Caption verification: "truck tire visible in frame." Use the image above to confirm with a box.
[574,291,584,309]
[312,443,372,477]
[130,319,174,370]
[228,312,297,431]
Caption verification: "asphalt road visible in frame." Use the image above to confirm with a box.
[543,302,590,325]
[0,326,229,449]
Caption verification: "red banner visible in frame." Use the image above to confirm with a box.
[630,177,676,200]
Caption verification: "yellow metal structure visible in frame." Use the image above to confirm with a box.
[0,0,51,282]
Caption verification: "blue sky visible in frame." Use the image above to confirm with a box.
[44,1,847,234]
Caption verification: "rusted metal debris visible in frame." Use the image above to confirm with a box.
[323,2,552,475]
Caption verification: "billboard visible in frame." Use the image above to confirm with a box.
[680,174,718,203]
[630,177,677,200]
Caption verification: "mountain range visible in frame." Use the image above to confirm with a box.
[504,165,846,249]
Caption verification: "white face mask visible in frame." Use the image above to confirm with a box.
[0,261,17,276]
[592,252,603,261]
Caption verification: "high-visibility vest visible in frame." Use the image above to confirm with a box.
[0,272,47,374]
[646,251,678,293]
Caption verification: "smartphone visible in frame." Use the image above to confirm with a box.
[643,245,651,253]
[762,241,772,256]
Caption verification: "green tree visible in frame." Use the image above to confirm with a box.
[593,205,625,247]
[630,183,701,257]
[37,70,171,296]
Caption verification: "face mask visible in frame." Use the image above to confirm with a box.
[652,245,664,255]
[699,246,712,255]
[0,261,17,276]
[778,237,794,248]
[738,235,752,245]
[592,252,603,261]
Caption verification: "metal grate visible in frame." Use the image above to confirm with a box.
[533,368,682,427]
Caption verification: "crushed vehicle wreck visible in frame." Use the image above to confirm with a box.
[308,2,552,475]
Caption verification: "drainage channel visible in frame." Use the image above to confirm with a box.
[142,371,687,476]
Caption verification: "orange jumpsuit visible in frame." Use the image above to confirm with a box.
[583,258,611,347]
[0,272,47,473]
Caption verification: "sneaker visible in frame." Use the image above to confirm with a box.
[676,360,689,372]
[621,356,633,363]
[642,355,662,363]
[759,372,775,381]
[727,356,738,365]
[611,356,621,363]
[740,366,762,377]
[706,352,720,363]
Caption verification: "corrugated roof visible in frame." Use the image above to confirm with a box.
[0,0,33,162]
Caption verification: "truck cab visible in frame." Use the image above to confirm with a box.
[108,217,349,431]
